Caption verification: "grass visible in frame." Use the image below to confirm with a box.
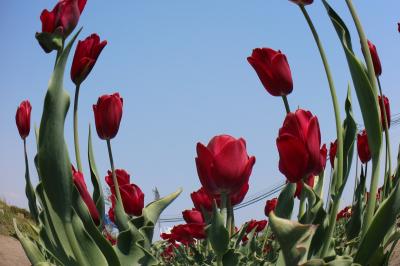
[0,199,37,240]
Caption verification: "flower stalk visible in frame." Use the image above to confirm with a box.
[73,84,82,172]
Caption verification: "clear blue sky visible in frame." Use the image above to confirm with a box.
[0,1,399,227]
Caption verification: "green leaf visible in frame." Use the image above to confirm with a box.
[222,249,241,266]
[13,219,46,265]
[206,201,229,257]
[323,0,381,157]
[275,183,296,219]
[355,182,400,264]
[37,28,81,221]
[88,125,105,226]
[35,30,63,54]
[269,212,317,265]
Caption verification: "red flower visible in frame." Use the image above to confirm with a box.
[357,130,371,164]
[336,206,352,221]
[196,135,256,196]
[294,175,315,199]
[71,34,107,85]
[104,230,116,245]
[367,40,382,76]
[105,169,144,216]
[329,140,338,168]
[320,144,327,170]
[163,224,206,245]
[246,219,268,233]
[72,166,100,225]
[289,0,313,5]
[264,198,278,217]
[182,209,204,224]
[93,93,123,140]
[15,100,32,139]
[247,48,293,96]
[228,182,249,206]
[276,109,325,183]
[191,187,213,212]
[378,95,391,130]
[40,0,86,37]
[161,242,179,261]
[398,23,400,33]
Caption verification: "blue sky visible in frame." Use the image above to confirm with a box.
[0,1,399,228]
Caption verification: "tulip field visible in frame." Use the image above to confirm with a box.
[11,0,400,265]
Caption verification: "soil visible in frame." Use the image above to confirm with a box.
[0,235,30,266]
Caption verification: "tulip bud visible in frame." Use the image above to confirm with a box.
[247,48,293,97]
[264,198,278,217]
[105,169,144,216]
[378,95,390,130]
[329,140,338,168]
[182,209,204,224]
[93,93,123,140]
[276,109,325,183]
[195,135,256,196]
[289,0,313,5]
[71,34,107,85]
[191,187,213,212]
[72,166,100,225]
[15,100,32,139]
[357,130,371,164]
[366,40,382,76]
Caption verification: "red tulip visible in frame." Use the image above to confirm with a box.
[336,206,352,221]
[247,48,293,96]
[40,0,86,37]
[264,198,278,217]
[320,144,327,170]
[163,224,206,245]
[378,95,391,130]
[329,140,338,168]
[93,93,123,140]
[15,100,32,139]
[289,0,313,5]
[161,242,179,261]
[72,166,100,225]
[228,182,249,206]
[357,130,371,164]
[71,34,107,85]
[276,109,325,183]
[196,135,256,196]
[246,219,268,233]
[191,187,213,212]
[105,169,144,216]
[104,230,116,245]
[398,23,400,33]
[182,209,204,224]
[367,40,382,76]
[294,175,315,199]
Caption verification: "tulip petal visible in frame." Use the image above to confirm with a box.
[306,116,322,174]
[207,135,235,156]
[270,53,293,95]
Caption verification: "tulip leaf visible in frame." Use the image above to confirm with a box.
[269,211,317,265]
[38,28,81,221]
[275,182,296,219]
[222,249,241,266]
[35,30,63,54]
[323,0,381,157]
[206,201,229,257]
[234,223,249,249]
[13,219,46,265]
[354,182,400,264]
[88,125,105,225]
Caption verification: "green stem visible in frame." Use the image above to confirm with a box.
[282,95,291,114]
[217,255,223,266]
[261,224,270,255]
[345,0,382,237]
[73,84,82,172]
[226,197,234,237]
[106,139,123,205]
[23,139,38,223]
[64,222,88,266]
[377,78,392,197]
[299,5,343,256]
[220,192,228,228]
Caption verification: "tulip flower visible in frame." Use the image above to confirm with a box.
[40,0,86,37]
[398,23,400,33]
[105,169,144,216]
[264,198,278,217]
[162,224,206,245]
[276,109,325,183]
[294,175,315,199]
[329,140,338,169]
[289,0,313,5]
[195,135,255,196]
[15,100,32,139]
[228,182,249,206]
[336,206,352,221]
[71,34,107,85]
[367,40,382,76]
[245,219,268,233]
[182,209,204,224]
[357,130,372,164]
[191,187,213,212]
[72,166,100,225]
[247,48,293,96]
[378,95,391,130]
[93,93,123,140]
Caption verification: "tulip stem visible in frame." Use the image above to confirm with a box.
[299,5,343,257]
[261,224,270,255]
[281,95,291,114]
[220,192,228,230]
[345,0,382,238]
[23,139,38,223]
[226,197,234,237]
[73,85,83,172]
[106,139,123,206]
[377,78,392,198]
